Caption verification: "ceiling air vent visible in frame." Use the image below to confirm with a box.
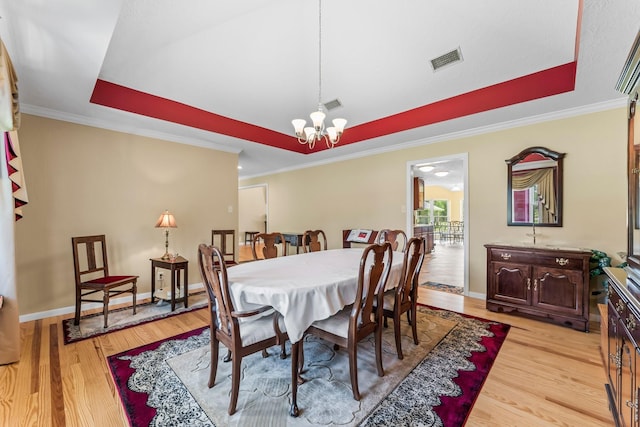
[323,98,342,111]
[430,47,463,71]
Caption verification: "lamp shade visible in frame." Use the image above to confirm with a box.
[155,210,177,228]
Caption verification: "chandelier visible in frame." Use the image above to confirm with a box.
[291,0,347,150]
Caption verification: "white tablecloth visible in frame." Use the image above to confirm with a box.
[227,248,404,342]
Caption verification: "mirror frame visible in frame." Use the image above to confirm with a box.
[627,97,640,273]
[506,146,565,227]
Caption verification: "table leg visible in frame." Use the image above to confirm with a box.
[170,266,176,311]
[150,264,156,304]
[290,341,300,417]
[184,265,189,308]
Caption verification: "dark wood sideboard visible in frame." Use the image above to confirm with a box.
[413,225,434,253]
[604,267,640,427]
[485,243,591,331]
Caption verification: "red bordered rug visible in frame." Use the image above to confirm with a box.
[108,306,509,426]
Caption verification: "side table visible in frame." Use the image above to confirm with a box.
[150,256,189,311]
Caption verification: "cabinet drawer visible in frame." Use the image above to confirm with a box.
[488,248,532,264]
[533,254,584,270]
[488,248,583,270]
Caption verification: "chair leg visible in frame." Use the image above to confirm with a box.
[411,307,419,345]
[224,349,232,362]
[103,291,109,329]
[208,337,219,388]
[131,280,137,315]
[375,326,384,377]
[74,290,81,326]
[394,312,404,360]
[261,349,269,358]
[348,346,361,401]
[228,354,242,415]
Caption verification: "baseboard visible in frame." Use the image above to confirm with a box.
[19,282,204,323]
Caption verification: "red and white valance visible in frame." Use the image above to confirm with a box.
[0,38,26,221]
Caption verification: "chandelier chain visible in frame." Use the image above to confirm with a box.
[318,0,322,108]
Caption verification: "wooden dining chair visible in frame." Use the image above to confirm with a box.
[302,229,328,253]
[303,242,393,401]
[376,229,408,252]
[374,236,426,359]
[197,243,288,415]
[251,232,287,260]
[211,229,237,266]
[71,235,138,329]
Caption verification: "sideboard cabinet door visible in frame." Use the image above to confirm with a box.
[533,267,585,317]
[490,262,531,306]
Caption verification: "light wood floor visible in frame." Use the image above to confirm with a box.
[0,247,613,426]
[419,240,464,289]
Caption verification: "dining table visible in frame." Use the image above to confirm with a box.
[226,247,404,416]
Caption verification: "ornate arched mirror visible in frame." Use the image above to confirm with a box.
[506,146,565,227]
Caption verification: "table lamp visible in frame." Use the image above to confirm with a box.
[155,210,177,259]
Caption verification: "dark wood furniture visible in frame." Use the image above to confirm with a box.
[375,237,425,359]
[342,229,379,248]
[252,232,287,259]
[413,177,424,210]
[211,229,237,266]
[302,229,327,252]
[485,243,591,331]
[280,232,305,254]
[244,231,259,245]
[303,242,392,400]
[412,225,434,253]
[603,267,640,427]
[197,244,286,415]
[604,45,640,426]
[150,255,189,311]
[376,229,408,252]
[71,235,138,328]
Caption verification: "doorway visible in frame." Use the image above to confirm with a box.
[238,184,268,247]
[406,154,468,294]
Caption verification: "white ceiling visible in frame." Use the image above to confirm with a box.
[1,0,639,179]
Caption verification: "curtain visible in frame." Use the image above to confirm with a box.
[0,38,23,365]
[512,168,556,223]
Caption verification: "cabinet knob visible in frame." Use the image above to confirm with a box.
[610,352,622,368]
[627,316,637,331]
[500,252,511,260]
[555,257,569,266]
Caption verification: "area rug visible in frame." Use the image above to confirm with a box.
[421,281,464,295]
[63,292,208,344]
[108,306,509,426]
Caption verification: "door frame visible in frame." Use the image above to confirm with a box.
[238,183,269,245]
[406,153,469,294]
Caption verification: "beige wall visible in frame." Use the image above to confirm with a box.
[15,114,238,315]
[241,108,628,295]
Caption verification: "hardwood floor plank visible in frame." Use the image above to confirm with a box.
[49,324,65,427]
[30,319,41,394]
